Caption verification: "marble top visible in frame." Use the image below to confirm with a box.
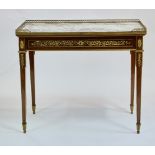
[16,20,146,36]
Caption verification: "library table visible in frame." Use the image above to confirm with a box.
[16,19,147,133]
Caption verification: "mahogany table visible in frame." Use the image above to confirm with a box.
[16,20,147,134]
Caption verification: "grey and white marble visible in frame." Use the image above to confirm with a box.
[16,20,146,35]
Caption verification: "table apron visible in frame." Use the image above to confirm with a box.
[25,37,137,50]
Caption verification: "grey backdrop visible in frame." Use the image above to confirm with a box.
[0,9,154,145]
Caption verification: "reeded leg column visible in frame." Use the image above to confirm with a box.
[136,51,143,134]
[19,38,27,133]
[136,37,143,134]
[130,50,136,114]
[19,51,27,133]
[29,51,36,114]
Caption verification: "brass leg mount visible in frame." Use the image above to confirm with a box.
[136,123,141,134]
[130,104,134,114]
[32,105,36,114]
[22,122,27,133]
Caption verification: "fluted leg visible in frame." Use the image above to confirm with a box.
[136,51,143,134]
[29,51,36,114]
[130,50,136,114]
[19,51,27,133]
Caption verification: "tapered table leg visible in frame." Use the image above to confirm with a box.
[130,50,136,114]
[19,51,27,133]
[29,51,36,114]
[136,51,143,134]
